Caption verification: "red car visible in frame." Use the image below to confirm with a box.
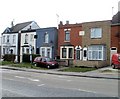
[33,57,59,69]
[111,53,120,69]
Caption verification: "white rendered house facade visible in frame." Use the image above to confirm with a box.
[20,31,37,62]
[1,33,18,61]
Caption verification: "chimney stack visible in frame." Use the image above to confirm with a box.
[11,20,14,27]
[66,20,69,24]
[60,21,63,25]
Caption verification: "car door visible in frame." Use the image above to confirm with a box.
[41,57,47,67]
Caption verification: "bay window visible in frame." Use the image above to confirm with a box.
[61,46,74,59]
[88,45,106,60]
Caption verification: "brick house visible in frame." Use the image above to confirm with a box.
[58,21,83,65]
[75,20,111,67]
[58,20,111,67]
[111,12,120,54]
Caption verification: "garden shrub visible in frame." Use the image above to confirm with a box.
[3,54,15,61]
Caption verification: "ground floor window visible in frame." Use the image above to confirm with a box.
[62,48,67,58]
[40,47,52,58]
[47,48,51,58]
[26,48,29,54]
[68,48,73,58]
[41,48,45,57]
[3,48,5,54]
[60,46,74,59]
[88,45,106,60]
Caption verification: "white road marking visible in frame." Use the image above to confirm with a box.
[27,78,39,82]
[15,76,40,82]
[15,76,25,79]
[38,84,45,87]
[78,89,98,94]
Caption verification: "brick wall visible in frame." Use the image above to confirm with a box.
[81,20,111,66]
[58,23,82,57]
[111,25,120,53]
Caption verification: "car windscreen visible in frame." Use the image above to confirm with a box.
[45,58,52,62]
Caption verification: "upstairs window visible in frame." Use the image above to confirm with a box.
[13,35,16,44]
[91,28,102,39]
[7,35,10,43]
[65,31,70,41]
[25,34,28,44]
[3,36,5,43]
[44,32,49,43]
[30,34,34,41]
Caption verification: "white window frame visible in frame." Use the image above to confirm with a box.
[30,34,34,41]
[7,35,10,43]
[25,34,28,44]
[3,36,5,43]
[40,47,52,58]
[13,35,16,44]
[44,32,49,43]
[88,45,106,61]
[60,46,74,59]
[91,28,102,39]
[65,30,70,42]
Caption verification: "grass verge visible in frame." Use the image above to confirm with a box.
[60,67,97,72]
[0,61,48,70]
[1,61,97,72]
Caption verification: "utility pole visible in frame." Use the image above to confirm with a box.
[112,7,114,17]
[56,14,59,29]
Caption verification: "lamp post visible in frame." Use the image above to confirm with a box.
[29,45,32,64]
[0,37,2,59]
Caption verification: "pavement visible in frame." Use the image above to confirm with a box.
[0,65,120,80]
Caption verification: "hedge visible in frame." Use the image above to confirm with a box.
[3,54,15,61]
[23,54,40,63]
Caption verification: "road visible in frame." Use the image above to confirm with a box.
[1,68,119,97]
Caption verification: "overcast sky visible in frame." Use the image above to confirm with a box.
[0,0,119,35]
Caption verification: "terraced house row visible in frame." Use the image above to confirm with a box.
[1,12,120,68]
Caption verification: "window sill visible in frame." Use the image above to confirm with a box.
[64,41,70,42]
[88,60,105,61]
[61,58,74,60]
[91,38,102,39]
[24,43,28,44]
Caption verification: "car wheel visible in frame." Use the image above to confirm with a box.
[47,65,50,69]
[34,63,38,67]
[111,64,115,69]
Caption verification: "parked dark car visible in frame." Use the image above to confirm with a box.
[111,53,120,69]
[33,57,59,69]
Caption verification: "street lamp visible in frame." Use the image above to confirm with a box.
[29,45,32,64]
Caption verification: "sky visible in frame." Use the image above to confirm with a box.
[0,0,119,35]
